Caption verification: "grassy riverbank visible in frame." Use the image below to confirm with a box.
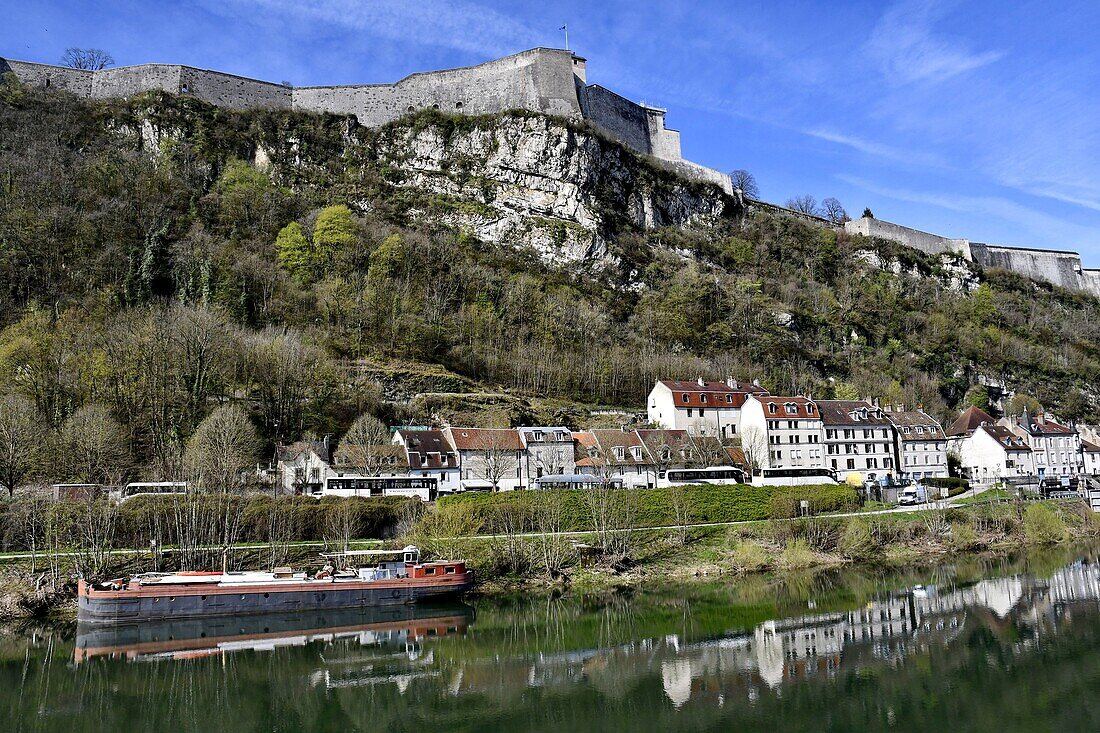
[2,486,1097,619]
[410,494,1100,595]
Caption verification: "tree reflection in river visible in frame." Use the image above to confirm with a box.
[3,545,1100,732]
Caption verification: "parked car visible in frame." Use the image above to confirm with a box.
[898,487,924,506]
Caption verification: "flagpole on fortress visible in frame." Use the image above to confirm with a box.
[560,24,569,51]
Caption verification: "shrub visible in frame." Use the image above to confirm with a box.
[730,540,770,572]
[778,538,816,570]
[1023,503,1068,544]
[838,519,877,560]
[950,522,980,550]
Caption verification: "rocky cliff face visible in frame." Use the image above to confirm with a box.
[123,98,735,266]
[356,114,736,264]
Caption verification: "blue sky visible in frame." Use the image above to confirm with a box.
[5,0,1100,261]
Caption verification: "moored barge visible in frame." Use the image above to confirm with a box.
[78,546,473,624]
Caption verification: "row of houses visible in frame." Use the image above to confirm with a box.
[275,424,736,493]
[648,378,948,483]
[274,378,1098,495]
[948,405,1100,483]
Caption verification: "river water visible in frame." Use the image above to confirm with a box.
[3,546,1100,732]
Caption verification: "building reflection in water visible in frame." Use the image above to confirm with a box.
[70,560,1100,709]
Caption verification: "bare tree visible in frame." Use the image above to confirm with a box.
[531,488,572,577]
[184,403,260,492]
[324,498,358,554]
[641,432,677,488]
[57,403,130,485]
[821,197,850,224]
[785,195,820,216]
[668,483,692,544]
[474,433,520,490]
[61,48,115,70]
[740,426,769,473]
[729,170,760,199]
[688,423,727,468]
[0,394,43,497]
[335,413,392,475]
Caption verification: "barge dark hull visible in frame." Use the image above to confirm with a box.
[78,573,474,624]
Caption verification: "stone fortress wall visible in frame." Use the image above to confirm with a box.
[0,49,732,193]
[845,216,1100,298]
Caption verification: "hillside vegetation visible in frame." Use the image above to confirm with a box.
[1,78,1099,481]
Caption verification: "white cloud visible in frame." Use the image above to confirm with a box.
[866,0,1003,84]
[806,129,946,168]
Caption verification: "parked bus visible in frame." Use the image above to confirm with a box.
[657,466,746,487]
[321,475,439,502]
[109,481,189,503]
[751,467,838,487]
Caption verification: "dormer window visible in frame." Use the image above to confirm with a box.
[681,394,689,404]
[533,431,544,441]
[903,427,911,434]
[916,426,924,434]
[726,394,733,403]
[614,446,625,460]
[785,403,797,415]
[631,446,642,460]
[807,405,815,414]
[700,394,708,403]
[768,404,778,415]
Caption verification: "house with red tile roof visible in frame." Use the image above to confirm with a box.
[957,423,1034,483]
[573,428,655,488]
[443,427,526,491]
[647,377,769,439]
[817,400,896,482]
[738,395,824,472]
[1001,409,1082,478]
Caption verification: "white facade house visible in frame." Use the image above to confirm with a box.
[957,424,1034,484]
[738,395,824,470]
[885,408,949,480]
[393,429,461,492]
[275,438,334,494]
[1002,411,1082,478]
[648,378,768,439]
[818,400,896,482]
[518,427,577,483]
[1083,440,1100,476]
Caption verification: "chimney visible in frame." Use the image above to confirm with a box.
[726,376,738,389]
[697,376,705,387]
[753,379,761,387]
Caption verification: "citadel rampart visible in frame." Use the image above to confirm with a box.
[844,216,1100,298]
[1,49,731,193]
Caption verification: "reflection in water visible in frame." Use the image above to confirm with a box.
[4,550,1100,732]
[74,604,472,666]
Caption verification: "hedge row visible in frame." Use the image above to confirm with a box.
[0,495,417,552]
[435,483,860,534]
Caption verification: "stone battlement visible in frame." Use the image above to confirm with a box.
[0,48,731,193]
[845,216,1100,298]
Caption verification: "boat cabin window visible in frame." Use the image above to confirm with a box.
[403,552,416,563]
[445,566,457,574]
[425,567,436,575]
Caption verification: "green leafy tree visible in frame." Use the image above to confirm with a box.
[275,221,313,284]
[312,204,357,267]
[833,381,860,400]
[1005,393,1042,417]
[970,283,997,326]
[964,385,990,411]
